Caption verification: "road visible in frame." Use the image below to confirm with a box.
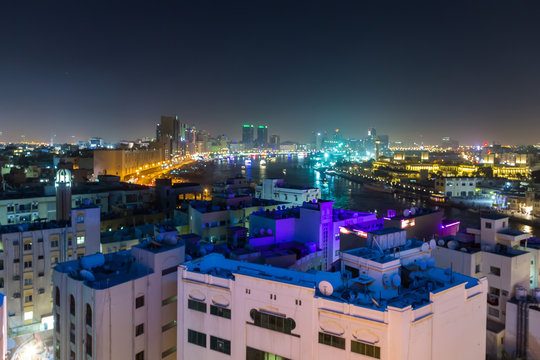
[130,157,196,186]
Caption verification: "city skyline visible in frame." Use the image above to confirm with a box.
[2,1,540,144]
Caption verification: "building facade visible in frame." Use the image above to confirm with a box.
[0,207,100,333]
[178,245,487,360]
[255,178,321,206]
[53,227,185,360]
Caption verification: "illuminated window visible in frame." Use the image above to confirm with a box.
[24,311,33,321]
[76,235,85,245]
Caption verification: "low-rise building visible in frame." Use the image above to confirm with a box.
[434,177,478,198]
[255,178,321,205]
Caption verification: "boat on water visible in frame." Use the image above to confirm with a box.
[260,159,267,167]
[282,169,287,175]
[363,182,393,193]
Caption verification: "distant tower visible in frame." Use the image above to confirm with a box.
[55,169,72,222]
[375,138,381,161]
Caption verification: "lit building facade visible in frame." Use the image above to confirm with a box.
[434,177,478,198]
[255,178,321,205]
[431,214,535,359]
[53,227,185,360]
[0,207,100,333]
[177,241,487,360]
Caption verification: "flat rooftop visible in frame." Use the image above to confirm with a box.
[191,198,287,213]
[55,251,152,290]
[370,227,403,235]
[498,229,528,236]
[184,252,479,312]
[1,219,70,234]
[481,213,508,220]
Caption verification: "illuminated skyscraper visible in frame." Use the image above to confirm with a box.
[242,125,254,149]
[256,125,268,148]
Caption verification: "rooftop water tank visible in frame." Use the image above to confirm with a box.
[79,269,95,282]
[515,285,528,301]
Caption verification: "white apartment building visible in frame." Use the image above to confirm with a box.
[249,200,383,270]
[53,226,185,360]
[177,231,487,360]
[431,214,536,359]
[434,177,478,198]
[0,182,153,225]
[0,206,100,333]
[255,179,321,205]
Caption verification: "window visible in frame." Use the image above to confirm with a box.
[70,323,75,343]
[210,305,231,319]
[246,347,291,360]
[86,304,92,327]
[490,266,501,276]
[210,336,231,355]
[475,264,481,273]
[318,332,345,350]
[488,307,500,318]
[135,351,144,360]
[162,266,177,276]
[51,240,59,248]
[24,310,33,320]
[136,323,144,336]
[161,346,177,358]
[245,289,251,294]
[70,295,75,315]
[485,222,492,229]
[24,242,32,251]
[162,295,177,306]
[24,295,33,303]
[77,215,85,223]
[55,312,60,333]
[24,277,33,286]
[188,329,206,348]
[351,340,381,358]
[188,299,206,313]
[162,320,177,332]
[86,333,92,356]
[55,287,60,306]
[136,295,145,308]
[490,287,500,296]
[24,260,32,269]
[0,278,3,288]
[249,309,296,335]
[76,235,85,245]
[295,299,302,306]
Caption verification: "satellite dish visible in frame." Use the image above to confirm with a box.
[403,209,411,217]
[318,281,334,296]
[421,243,429,252]
[429,239,437,249]
[410,207,417,215]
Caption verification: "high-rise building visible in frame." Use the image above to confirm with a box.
[269,135,280,150]
[242,125,254,149]
[0,206,100,331]
[53,226,185,360]
[368,128,376,138]
[159,115,180,158]
[441,137,459,149]
[256,125,268,148]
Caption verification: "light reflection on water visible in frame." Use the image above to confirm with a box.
[206,156,539,237]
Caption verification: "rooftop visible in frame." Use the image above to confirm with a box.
[184,252,480,311]
[370,227,403,235]
[481,213,508,221]
[1,219,70,234]
[55,251,152,290]
[498,229,528,236]
[191,198,286,213]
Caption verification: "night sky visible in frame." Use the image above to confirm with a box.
[1,1,540,145]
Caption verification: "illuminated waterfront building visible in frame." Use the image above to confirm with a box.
[242,125,254,149]
[255,178,321,206]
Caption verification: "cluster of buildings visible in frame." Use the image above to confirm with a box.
[0,156,539,359]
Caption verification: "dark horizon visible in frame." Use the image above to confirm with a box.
[1,1,540,145]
